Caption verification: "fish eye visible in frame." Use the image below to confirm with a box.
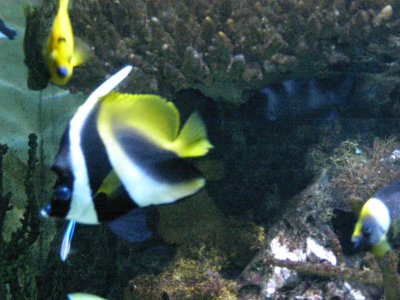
[362,224,372,236]
[57,66,68,78]
[53,185,71,202]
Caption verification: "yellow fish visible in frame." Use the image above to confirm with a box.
[44,0,87,85]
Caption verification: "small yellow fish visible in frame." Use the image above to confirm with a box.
[44,0,86,85]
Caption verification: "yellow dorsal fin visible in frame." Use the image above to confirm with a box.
[170,112,213,157]
[98,92,180,147]
[97,92,212,157]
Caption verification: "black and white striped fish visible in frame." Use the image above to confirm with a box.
[41,66,213,255]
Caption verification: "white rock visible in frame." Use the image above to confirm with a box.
[306,237,337,265]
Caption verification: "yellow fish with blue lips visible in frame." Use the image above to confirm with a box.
[44,0,87,85]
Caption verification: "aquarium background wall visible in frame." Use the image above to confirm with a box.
[1,0,400,299]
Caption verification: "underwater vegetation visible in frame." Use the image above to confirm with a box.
[0,134,41,300]
[127,245,239,299]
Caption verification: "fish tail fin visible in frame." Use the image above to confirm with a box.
[172,112,213,157]
[59,0,70,11]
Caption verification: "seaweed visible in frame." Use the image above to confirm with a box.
[0,134,41,300]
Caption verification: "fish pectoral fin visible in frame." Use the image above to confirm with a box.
[60,220,76,262]
[71,37,90,67]
[97,170,121,197]
[107,208,155,243]
[171,112,213,157]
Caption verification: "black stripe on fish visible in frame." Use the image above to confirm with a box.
[116,128,203,185]
[78,105,140,221]
[80,102,114,196]
[93,189,137,222]
[57,37,66,43]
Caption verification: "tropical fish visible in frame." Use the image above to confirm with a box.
[41,66,213,244]
[43,0,87,85]
[0,17,17,40]
[352,181,400,256]
[67,293,107,300]
[242,76,355,122]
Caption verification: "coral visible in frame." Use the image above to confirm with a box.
[24,0,400,103]
[0,134,41,299]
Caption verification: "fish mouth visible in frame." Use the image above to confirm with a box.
[57,66,68,78]
[40,203,52,218]
[352,236,362,249]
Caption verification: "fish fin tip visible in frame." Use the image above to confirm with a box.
[173,112,213,157]
[60,220,76,262]
[72,37,90,67]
